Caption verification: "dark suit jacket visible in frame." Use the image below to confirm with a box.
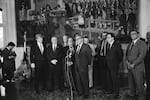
[46,44,63,67]
[126,39,147,71]
[2,48,16,72]
[106,41,123,70]
[96,40,109,57]
[145,43,150,70]
[30,41,47,65]
[75,43,92,72]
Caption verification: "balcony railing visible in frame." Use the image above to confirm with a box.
[69,18,120,39]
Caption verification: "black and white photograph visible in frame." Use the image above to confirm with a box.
[0,0,150,100]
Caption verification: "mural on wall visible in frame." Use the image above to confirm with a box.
[15,0,66,46]
[15,0,34,46]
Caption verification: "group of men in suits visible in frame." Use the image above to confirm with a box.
[28,30,150,100]
[96,30,149,100]
[96,32,123,99]
[30,33,93,99]
[30,34,64,93]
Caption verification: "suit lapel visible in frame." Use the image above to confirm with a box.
[52,44,58,53]
[127,39,140,56]
[131,39,140,50]
[126,43,132,56]
[110,41,115,50]
[36,42,42,55]
[78,43,84,55]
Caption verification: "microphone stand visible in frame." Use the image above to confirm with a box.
[65,49,76,100]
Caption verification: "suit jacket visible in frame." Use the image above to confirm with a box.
[126,39,147,71]
[46,44,63,67]
[75,43,92,72]
[145,43,150,73]
[30,41,46,64]
[96,40,109,57]
[106,41,123,70]
[2,48,16,72]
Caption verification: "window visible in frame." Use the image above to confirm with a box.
[0,8,2,24]
[0,8,4,48]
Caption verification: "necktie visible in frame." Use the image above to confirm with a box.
[107,43,110,52]
[39,43,44,53]
[100,40,107,56]
[76,45,80,54]
[109,43,112,49]
[53,44,56,51]
[130,42,134,51]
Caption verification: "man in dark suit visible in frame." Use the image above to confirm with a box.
[106,33,123,99]
[75,35,92,98]
[30,34,47,93]
[46,36,64,92]
[145,31,150,100]
[126,30,147,100]
[97,32,110,91]
[2,42,16,82]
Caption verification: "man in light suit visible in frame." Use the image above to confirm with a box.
[46,36,64,92]
[106,33,123,99]
[126,30,147,100]
[75,35,92,98]
[30,34,47,93]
